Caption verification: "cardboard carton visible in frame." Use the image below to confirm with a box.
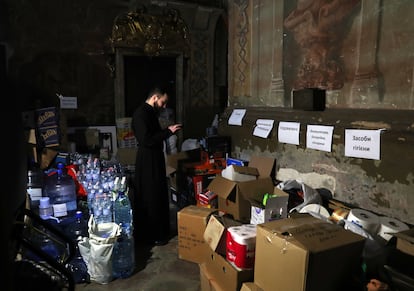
[240,282,264,291]
[249,186,289,224]
[199,263,224,291]
[203,214,242,256]
[208,175,276,223]
[204,251,254,291]
[394,228,414,256]
[254,214,365,291]
[177,205,217,264]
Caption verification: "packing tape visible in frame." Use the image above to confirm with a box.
[330,208,350,223]
[347,208,380,234]
[377,216,409,241]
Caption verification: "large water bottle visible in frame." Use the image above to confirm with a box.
[113,176,133,235]
[43,163,77,218]
[112,225,135,279]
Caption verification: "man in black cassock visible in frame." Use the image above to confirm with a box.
[131,87,182,246]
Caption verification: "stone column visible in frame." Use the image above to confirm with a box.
[350,0,381,107]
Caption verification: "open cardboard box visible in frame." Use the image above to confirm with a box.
[203,250,254,291]
[203,214,242,256]
[207,156,277,222]
[254,214,366,291]
[249,186,289,225]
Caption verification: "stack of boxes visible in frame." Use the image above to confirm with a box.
[176,155,367,291]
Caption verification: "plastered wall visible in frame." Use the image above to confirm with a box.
[224,0,414,224]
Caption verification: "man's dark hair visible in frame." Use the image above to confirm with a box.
[147,86,167,100]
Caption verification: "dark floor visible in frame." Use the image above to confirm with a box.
[76,202,201,291]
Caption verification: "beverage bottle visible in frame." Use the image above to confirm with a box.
[43,163,77,218]
[113,176,133,235]
[65,210,88,242]
[112,224,135,279]
[92,190,113,224]
[65,210,90,284]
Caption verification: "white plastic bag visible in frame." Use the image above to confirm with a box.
[78,215,121,284]
[277,179,322,213]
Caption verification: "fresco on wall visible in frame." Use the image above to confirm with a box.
[284,0,361,90]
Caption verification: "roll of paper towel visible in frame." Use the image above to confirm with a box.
[377,216,409,241]
[347,208,380,234]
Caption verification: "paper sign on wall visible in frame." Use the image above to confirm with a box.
[228,109,246,126]
[306,125,334,152]
[278,121,300,145]
[253,119,274,138]
[345,129,382,160]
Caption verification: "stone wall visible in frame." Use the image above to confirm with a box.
[224,0,414,224]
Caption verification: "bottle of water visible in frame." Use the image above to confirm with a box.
[65,211,90,283]
[113,176,133,235]
[112,225,135,279]
[43,163,77,218]
[92,190,113,224]
[65,210,88,242]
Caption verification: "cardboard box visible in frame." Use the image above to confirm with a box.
[394,228,414,256]
[200,263,223,291]
[36,125,60,147]
[207,175,275,223]
[204,251,254,291]
[254,214,365,291]
[240,282,264,291]
[177,205,217,264]
[204,214,242,256]
[221,165,259,182]
[250,186,289,224]
[35,107,59,128]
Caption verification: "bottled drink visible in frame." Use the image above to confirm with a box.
[43,163,77,217]
[65,210,88,242]
[113,176,133,235]
[65,210,90,284]
[92,191,113,224]
[66,250,90,284]
[112,226,135,279]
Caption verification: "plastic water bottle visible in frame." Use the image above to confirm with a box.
[112,225,135,279]
[113,176,133,235]
[43,163,77,217]
[92,190,113,224]
[65,210,90,283]
[65,210,88,242]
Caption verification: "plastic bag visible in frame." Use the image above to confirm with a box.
[78,215,121,284]
[277,179,322,213]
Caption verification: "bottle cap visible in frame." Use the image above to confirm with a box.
[39,197,51,208]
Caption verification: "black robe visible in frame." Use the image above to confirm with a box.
[131,102,172,243]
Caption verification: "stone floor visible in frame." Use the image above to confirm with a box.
[75,202,201,291]
[75,236,200,291]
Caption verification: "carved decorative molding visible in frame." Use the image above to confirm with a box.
[109,6,191,57]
